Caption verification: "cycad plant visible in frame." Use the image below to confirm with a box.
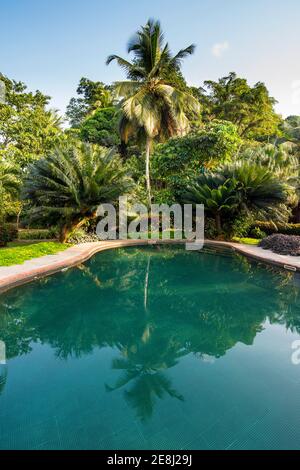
[23,143,131,242]
[185,174,239,232]
[221,162,289,220]
[107,19,200,205]
[184,162,288,233]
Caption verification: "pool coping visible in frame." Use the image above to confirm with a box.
[0,239,300,293]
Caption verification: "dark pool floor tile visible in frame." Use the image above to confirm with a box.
[228,413,300,450]
[182,434,211,450]
[145,428,181,450]
[0,417,60,450]
[112,424,147,450]
[201,406,268,450]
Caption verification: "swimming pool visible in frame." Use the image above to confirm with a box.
[0,245,300,449]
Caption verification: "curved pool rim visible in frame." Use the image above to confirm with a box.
[0,239,299,294]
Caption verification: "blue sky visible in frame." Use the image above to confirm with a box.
[1,0,300,117]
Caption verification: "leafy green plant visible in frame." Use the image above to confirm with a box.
[22,143,131,242]
[18,228,58,240]
[249,227,267,239]
[80,107,120,147]
[252,221,300,236]
[184,162,287,237]
[0,224,18,247]
[184,174,238,233]
[230,215,254,238]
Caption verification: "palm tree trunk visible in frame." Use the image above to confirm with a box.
[59,215,96,243]
[145,137,152,207]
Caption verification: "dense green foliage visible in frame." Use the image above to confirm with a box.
[80,107,119,147]
[22,143,131,241]
[150,121,241,201]
[184,162,288,234]
[0,223,18,247]
[251,221,300,236]
[66,77,113,128]
[1,19,300,256]
[0,73,62,168]
[193,72,282,140]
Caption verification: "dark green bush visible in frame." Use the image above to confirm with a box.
[250,227,267,239]
[204,218,218,239]
[80,107,119,147]
[0,224,18,247]
[18,228,58,240]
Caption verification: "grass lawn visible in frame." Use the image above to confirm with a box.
[0,241,71,267]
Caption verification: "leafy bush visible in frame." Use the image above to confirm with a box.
[67,228,99,244]
[250,227,267,239]
[18,228,58,240]
[252,221,300,236]
[230,216,253,238]
[80,107,120,147]
[0,224,18,247]
[151,121,241,201]
[259,234,300,256]
[204,218,218,239]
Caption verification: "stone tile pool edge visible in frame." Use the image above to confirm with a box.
[0,239,300,294]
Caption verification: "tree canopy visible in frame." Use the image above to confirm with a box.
[66,77,113,128]
[192,72,282,140]
[0,73,62,168]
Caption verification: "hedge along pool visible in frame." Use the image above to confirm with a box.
[0,244,300,450]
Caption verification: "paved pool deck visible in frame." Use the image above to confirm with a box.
[0,239,300,293]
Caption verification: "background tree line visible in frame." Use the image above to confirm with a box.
[1,19,300,244]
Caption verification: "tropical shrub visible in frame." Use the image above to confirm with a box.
[183,162,287,235]
[151,122,241,202]
[249,227,267,239]
[220,162,288,219]
[18,228,58,240]
[259,234,300,256]
[230,215,254,238]
[22,143,131,242]
[183,174,238,233]
[252,221,300,236]
[67,228,99,244]
[204,218,218,239]
[0,224,18,247]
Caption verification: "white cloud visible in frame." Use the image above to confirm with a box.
[212,41,229,58]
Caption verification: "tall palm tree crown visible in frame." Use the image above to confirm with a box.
[107,19,200,205]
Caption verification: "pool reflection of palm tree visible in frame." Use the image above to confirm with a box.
[105,338,185,421]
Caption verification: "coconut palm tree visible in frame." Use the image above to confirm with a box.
[23,143,131,242]
[107,19,200,205]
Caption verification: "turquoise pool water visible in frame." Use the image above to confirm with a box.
[1,245,300,450]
